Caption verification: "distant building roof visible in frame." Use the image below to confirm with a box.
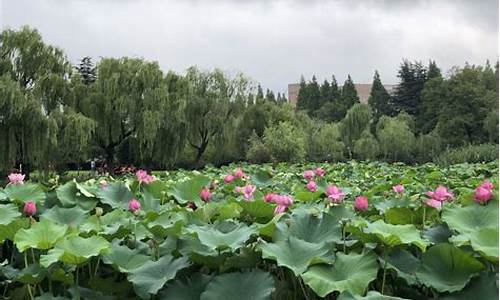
[287,83,396,105]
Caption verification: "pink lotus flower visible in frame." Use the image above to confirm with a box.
[200,187,212,202]
[23,201,36,216]
[426,186,453,202]
[8,173,25,185]
[273,195,293,214]
[303,170,315,181]
[393,184,405,194]
[425,199,442,209]
[326,185,345,203]
[128,199,141,214]
[234,168,245,179]
[264,193,276,203]
[315,167,325,177]
[306,181,317,192]
[243,184,256,200]
[354,196,369,212]
[480,180,494,191]
[474,187,493,204]
[136,170,155,184]
[224,174,235,184]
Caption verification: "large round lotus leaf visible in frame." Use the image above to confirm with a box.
[41,235,110,266]
[363,220,429,251]
[384,207,420,225]
[169,175,211,205]
[273,210,343,244]
[16,263,48,284]
[200,270,275,300]
[187,221,256,251]
[56,180,96,210]
[97,182,134,209]
[127,255,190,299]
[259,236,334,276]
[440,273,498,300]
[0,203,21,225]
[301,252,379,297]
[159,273,212,300]
[40,206,88,228]
[14,219,68,252]
[102,240,151,273]
[4,183,45,203]
[374,198,412,213]
[442,203,499,236]
[415,244,484,293]
[293,186,322,202]
[469,228,499,261]
[338,291,410,300]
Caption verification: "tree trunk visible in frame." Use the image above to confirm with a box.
[105,147,115,174]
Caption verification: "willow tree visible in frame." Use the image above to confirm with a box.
[184,67,250,164]
[340,103,372,158]
[0,26,92,174]
[80,58,185,170]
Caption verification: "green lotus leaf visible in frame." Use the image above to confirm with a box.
[14,219,68,252]
[127,255,190,299]
[56,180,97,210]
[258,214,283,238]
[217,202,243,220]
[0,203,21,225]
[147,212,186,238]
[415,244,484,293]
[200,270,275,300]
[301,252,378,297]
[16,263,48,284]
[374,198,412,213]
[102,240,151,273]
[0,218,29,243]
[251,169,272,187]
[159,273,212,300]
[140,191,161,213]
[440,273,498,300]
[293,186,322,202]
[35,293,69,300]
[97,182,134,210]
[338,291,410,300]
[187,221,257,251]
[364,220,429,251]
[4,183,45,203]
[468,228,499,261]
[239,199,274,220]
[40,206,88,228]
[259,236,334,275]
[442,203,499,236]
[384,207,419,225]
[170,175,211,204]
[274,210,344,244]
[422,224,453,244]
[382,248,419,285]
[41,235,110,267]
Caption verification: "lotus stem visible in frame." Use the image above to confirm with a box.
[381,247,388,295]
[422,205,426,229]
[24,252,34,300]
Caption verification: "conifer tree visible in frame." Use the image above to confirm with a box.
[76,56,97,85]
[368,71,392,124]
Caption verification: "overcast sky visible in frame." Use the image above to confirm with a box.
[1,0,498,95]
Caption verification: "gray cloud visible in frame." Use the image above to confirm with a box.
[1,0,497,95]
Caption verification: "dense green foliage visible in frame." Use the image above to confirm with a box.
[0,161,498,299]
[0,26,497,175]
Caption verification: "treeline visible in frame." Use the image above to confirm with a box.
[0,26,498,175]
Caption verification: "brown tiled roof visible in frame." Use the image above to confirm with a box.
[287,83,396,105]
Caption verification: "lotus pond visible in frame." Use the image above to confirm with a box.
[0,161,498,299]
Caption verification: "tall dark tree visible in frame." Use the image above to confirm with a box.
[255,84,264,104]
[368,71,392,124]
[265,89,276,102]
[319,79,331,108]
[393,60,427,116]
[307,75,321,114]
[336,75,359,120]
[427,60,441,80]
[330,75,341,102]
[296,76,309,111]
[76,56,96,85]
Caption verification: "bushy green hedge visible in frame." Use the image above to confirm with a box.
[434,144,499,165]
